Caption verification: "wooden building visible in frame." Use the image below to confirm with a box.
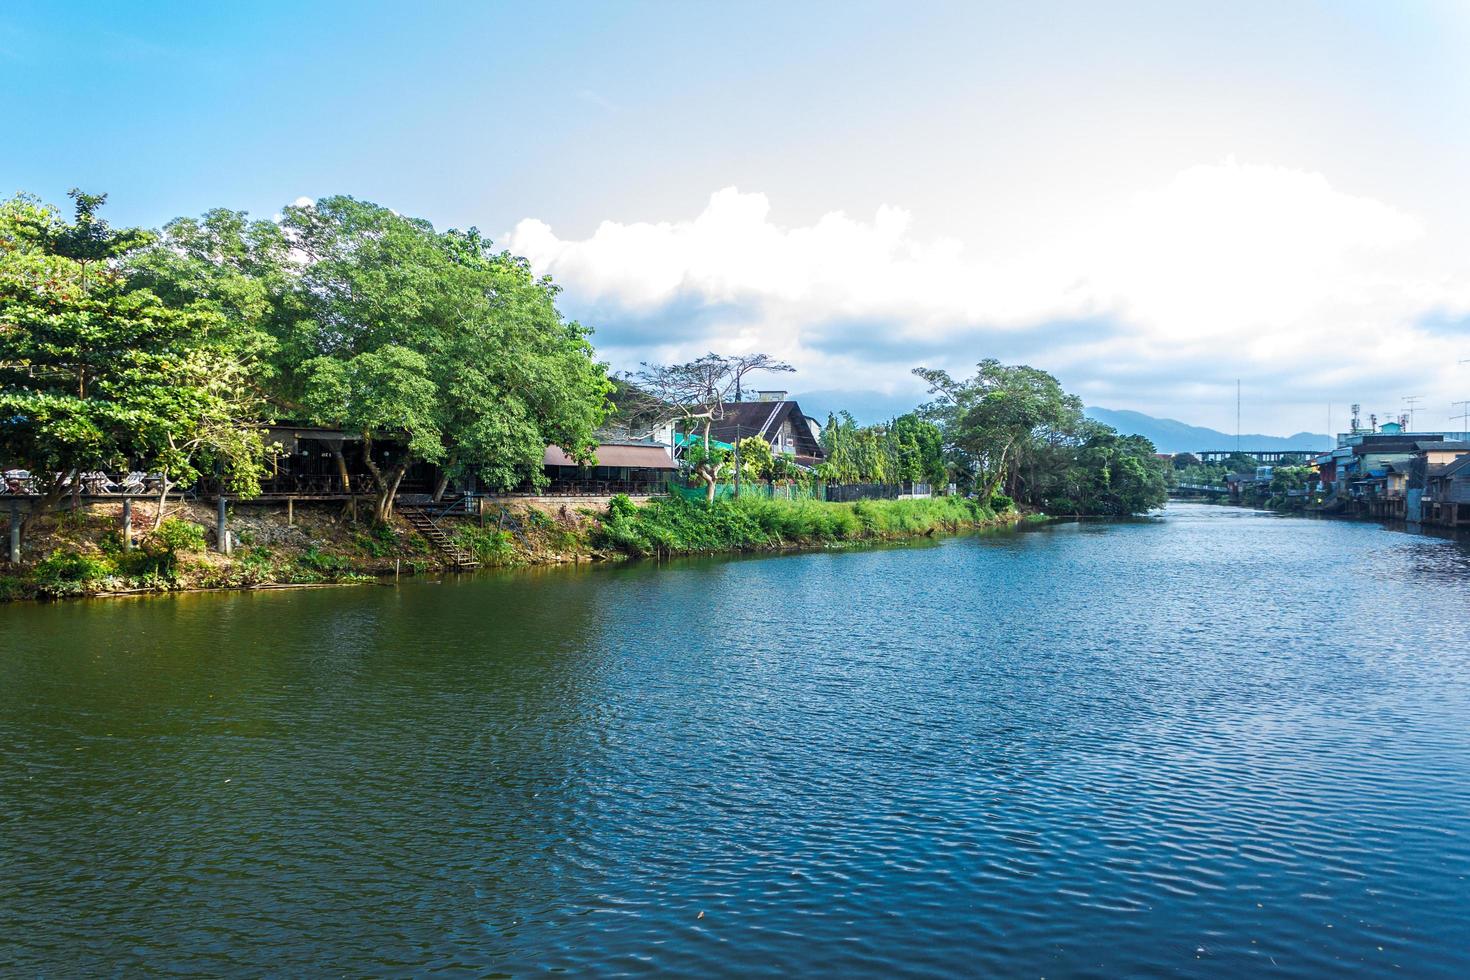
[1423,453,1470,528]
[708,395,826,468]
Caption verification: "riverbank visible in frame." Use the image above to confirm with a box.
[0,494,1021,601]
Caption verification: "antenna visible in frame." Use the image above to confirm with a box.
[1403,395,1424,432]
[1454,400,1470,432]
[1236,379,1241,453]
[1350,403,1361,433]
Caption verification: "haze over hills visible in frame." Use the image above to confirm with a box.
[787,393,1333,456]
[1085,407,1332,455]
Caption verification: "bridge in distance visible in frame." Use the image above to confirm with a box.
[1193,449,1321,464]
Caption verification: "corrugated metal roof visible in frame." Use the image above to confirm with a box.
[544,444,676,469]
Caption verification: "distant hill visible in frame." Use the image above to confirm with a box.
[790,389,923,425]
[1085,407,1331,455]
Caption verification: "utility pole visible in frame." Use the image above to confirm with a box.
[1236,379,1241,454]
[1454,400,1470,433]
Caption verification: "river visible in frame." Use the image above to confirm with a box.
[3,502,1469,976]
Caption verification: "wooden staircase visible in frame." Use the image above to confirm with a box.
[399,506,480,569]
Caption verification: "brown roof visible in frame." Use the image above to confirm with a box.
[544,443,676,470]
[709,400,826,460]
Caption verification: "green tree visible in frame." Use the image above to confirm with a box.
[1043,426,1169,515]
[915,359,1083,501]
[1266,464,1314,510]
[272,197,612,521]
[889,412,946,485]
[0,192,269,550]
[735,436,774,481]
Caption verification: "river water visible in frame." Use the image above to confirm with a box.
[3,503,1469,976]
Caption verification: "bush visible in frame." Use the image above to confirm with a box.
[298,546,349,575]
[989,492,1014,512]
[151,518,206,554]
[592,494,1000,559]
[33,549,115,597]
[453,526,518,565]
[354,523,398,557]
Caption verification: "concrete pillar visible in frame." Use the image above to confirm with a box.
[8,499,19,564]
[122,497,133,551]
[217,496,230,554]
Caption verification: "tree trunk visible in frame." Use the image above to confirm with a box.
[14,474,72,556]
[431,469,450,503]
[358,435,395,525]
[982,443,1012,502]
[332,449,352,494]
[702,418,717,503]
[375,465,406,523]
[154,476,176,530]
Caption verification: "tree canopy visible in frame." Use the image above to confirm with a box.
[916,359,1167,515]
[0,191,269,541]
[272,196,612,519]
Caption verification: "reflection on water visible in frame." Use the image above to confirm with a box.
[3,503,1469,975]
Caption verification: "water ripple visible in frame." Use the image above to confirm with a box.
[3,503,1469,976]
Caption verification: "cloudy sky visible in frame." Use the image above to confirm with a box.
[5,1,1470,433]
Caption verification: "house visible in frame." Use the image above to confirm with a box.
[1421,446,1470,528]
[541,440,676,495]
[707,393,826,467]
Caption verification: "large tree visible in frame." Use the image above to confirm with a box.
[915,359,1083,502]
[1042,426,1168,515]
[889,412,947,486]
[272,197,611,521]
[0,191,269,550]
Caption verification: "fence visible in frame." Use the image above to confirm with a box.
[824,482,931,503]
[668,482,933,504]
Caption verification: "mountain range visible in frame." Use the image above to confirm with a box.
[788,392,1332,456]
[1084,407,1332,455]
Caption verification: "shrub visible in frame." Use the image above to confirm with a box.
[33,549,115,598]
[298,546,349,575]
[453,526,518,565]
[354,523,398,557]
[989,492,1014,512]
[592,494,999,559]
[152,518,206,554]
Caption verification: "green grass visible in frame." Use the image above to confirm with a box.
[595,494,1005,559]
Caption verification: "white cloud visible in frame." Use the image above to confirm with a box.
[504,162,1470,432]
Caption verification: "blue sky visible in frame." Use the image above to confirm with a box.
[5,1,1470,432]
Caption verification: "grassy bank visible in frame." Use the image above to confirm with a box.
[594,493,1009,559]
[1,494,1016,601]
